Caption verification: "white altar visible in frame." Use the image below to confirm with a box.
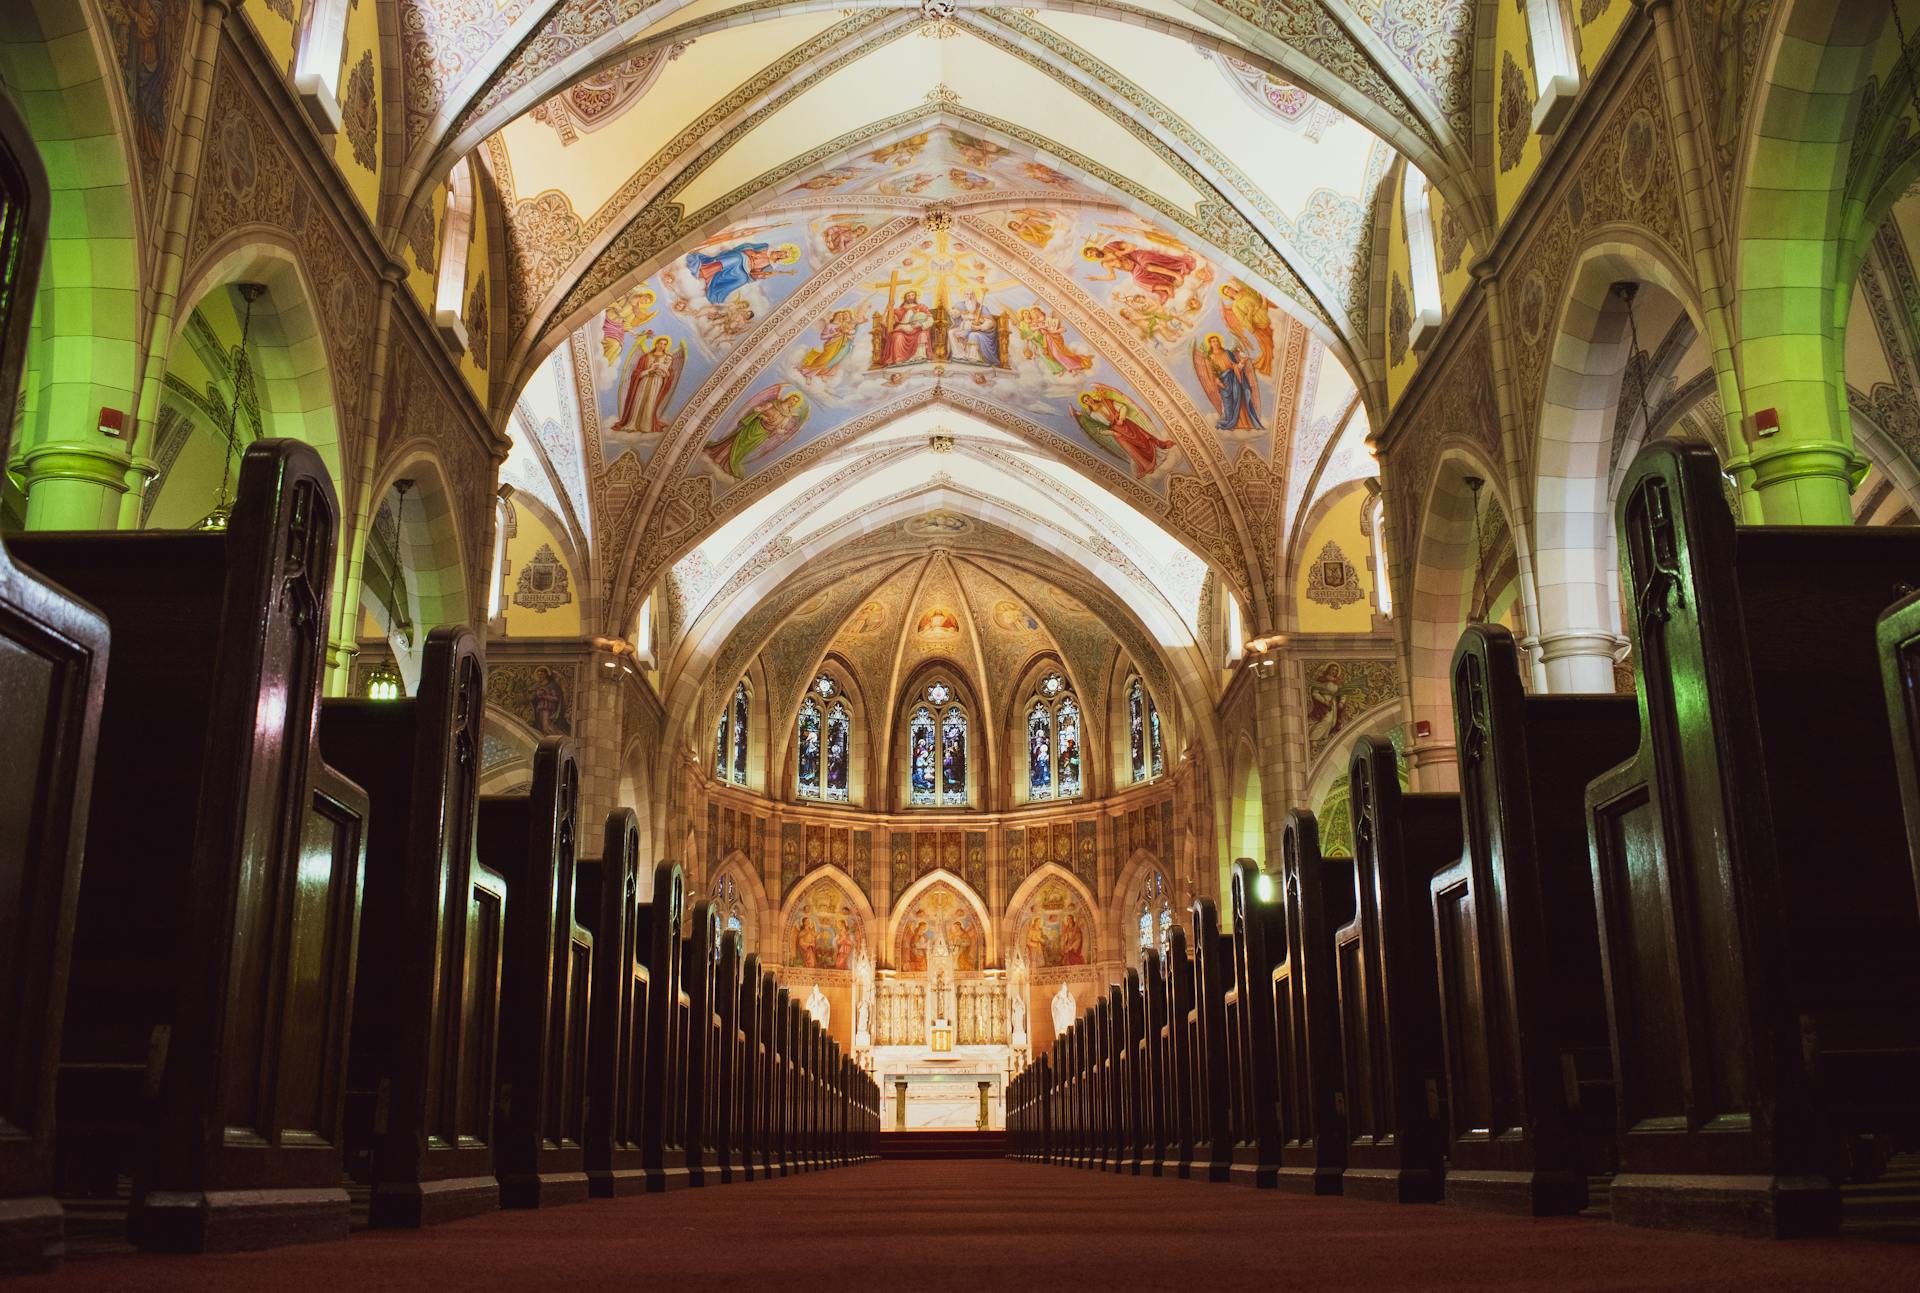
[875,1047,1008,1129]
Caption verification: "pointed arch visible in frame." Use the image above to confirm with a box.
[777,865,876,971]
[886,870,994,971]
[1005,863,1099,970]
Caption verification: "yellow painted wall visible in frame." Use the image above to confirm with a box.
[1430,182,1473,313]
[403,182,447,318]
[503,505,583,637]
[242,1,298,72]
[1385,172,1416,410]
[1576,0,1633,77]
[338,0,383,220]
[457,179,491,403]
[1294,488,1377,634]
[1494,2,1546,224]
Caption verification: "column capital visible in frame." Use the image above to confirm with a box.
[18,439,134,494]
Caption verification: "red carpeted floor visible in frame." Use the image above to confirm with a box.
[22,1161,1916,1291]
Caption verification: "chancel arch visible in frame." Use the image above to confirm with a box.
[778,868,874,972]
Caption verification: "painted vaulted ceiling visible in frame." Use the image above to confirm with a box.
[405,1,1471,743]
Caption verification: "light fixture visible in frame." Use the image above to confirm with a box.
[196,281,268,532]
[1243,634,1286,673]
[390,478,415,646]
[366,659,402,701]
[1254,872,1276,903]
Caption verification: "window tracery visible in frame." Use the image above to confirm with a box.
[1135,869,1173,968]
[797,675,851,802]
[907,680,967,807]
[713,680,750,787]
[1128,676,1165,783]
[1026,672,1082,802]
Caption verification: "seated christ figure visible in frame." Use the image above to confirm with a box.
[882,290,934,366]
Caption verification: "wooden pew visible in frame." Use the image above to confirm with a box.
[1879,589,1920,924]
[1588,440,1920,1236]
[1271,815,1352,1194]
[756,972,779,1178]
[477,738,591,1208]
[641,864,687,1191]
[316,626,501,1226]
[1228,859,1281,1188]
[1095,995,1117,1170]
[16,440,366,1254]
[769,987,791,1177]
[1139,950,1168,1176]
[680,901,719,1185]
[1439,623,1633,1216]
[0,90,110,1277]
[712,931,744,1183]
[1163,925,1197,1178]
[577,813,648,1198]
[1189,902,1234,1182]
[1125,970,1149,1174]
[727,953,764,1183]
[1337,733,1456,1203]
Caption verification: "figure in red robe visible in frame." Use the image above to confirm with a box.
[1081,239,1208,303]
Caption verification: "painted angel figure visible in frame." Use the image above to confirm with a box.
[1220,279,1275,376]
[703,383,811,480]
[1015,307,1092,376]
[1075,385,1176,479]
[1081,236,1208,304]
[600,287,659,364]
[799,308,862,380]
[1192,333,1262,433]
[609,334,682,435]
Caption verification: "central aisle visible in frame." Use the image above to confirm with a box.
[38,1161,1913,1290]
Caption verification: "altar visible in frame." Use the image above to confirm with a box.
[875,1048,1009,1130]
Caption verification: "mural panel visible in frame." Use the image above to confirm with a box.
[787,877,859,969]
[895,882,981,972]
[1018,876,1092,968]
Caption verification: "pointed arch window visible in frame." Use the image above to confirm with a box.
[713,680,750,787]
[433,161,476,354]
[907,680,967,807]
[713,872,746,952]
[1136,869,1172,967]
[1129,677,1165,784]
[292,0,352,134]
[1026,672,1082,802]
[797,675,851,803]
[1402,171,1443,354]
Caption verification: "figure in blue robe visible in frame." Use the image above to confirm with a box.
[685,241,799,304]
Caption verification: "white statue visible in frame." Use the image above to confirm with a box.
[1008,950,1031,1049]
[1050,982,1076,1036]
[852,945,875,1050]
[805,983,830,1028]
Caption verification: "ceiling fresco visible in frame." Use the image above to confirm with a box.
[390,1,1459,748]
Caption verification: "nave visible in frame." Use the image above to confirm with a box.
[18,1158,1919,1292]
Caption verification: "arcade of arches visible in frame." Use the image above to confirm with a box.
[7,0,1920,1274]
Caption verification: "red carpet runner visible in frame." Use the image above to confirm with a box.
[24,1161,1913,1290]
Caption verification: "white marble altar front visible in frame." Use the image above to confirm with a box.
[875,1045,1009,1129]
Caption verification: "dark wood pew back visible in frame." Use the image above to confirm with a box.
[680,900,719,1184]
[16,440,366,1253]
[1164,924,1197,1177]
[641,862,686,1190]
[1140,949,1167,1175]
[1228,859,1281,1189]
[1274,813,1351,1194]
[1189,901,1233,1182]
[317,626,498,1226]
[1437,623,1635,1216]
[1588,440,1920,1236]
[1879,587,1920,915]
[1337,734,1454,1203]
[0,90,110,1276]
[476,738,590,1208]
[578,808,646,1198]
[712,930,744,1182]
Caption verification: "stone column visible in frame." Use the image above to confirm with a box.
[1535,629,1628,694]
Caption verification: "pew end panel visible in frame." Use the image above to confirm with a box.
[1588,441,1920,1238]
[1272,814,1351,1196]
[318,627,501,1227]
[581,808,648,1199]
[1337,735,1456,1203]
[641,863,690,1192]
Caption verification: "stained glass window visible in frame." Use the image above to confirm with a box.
[713,873,745,955]
[731,681,750,784]
[1129,678,1147,783]
[1028,704,1053,800]
[1149,693,1165,777]
[824,701,850,802]
[926,680,952,705]
[910,706,937,805]
[1136,870,1171,968]
[1041,673,1064,697]
[815,674,835,697]
[796,698,822,798]
[941,708,967,804]
[1058,697,1082,798]
[714,713,729,779]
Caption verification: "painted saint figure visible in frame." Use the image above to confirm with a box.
[1193,333,1262,433]
[685,241,799,304]
[529,666,570,736]
[1074,386,1176,479]
[703,384,811,479]
[946,293,1000,366]
[880,290,935,366]
[610,334,682,435]
[1082,237,1208,303]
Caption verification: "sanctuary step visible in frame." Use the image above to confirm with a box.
[880,1131,1008,1160]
